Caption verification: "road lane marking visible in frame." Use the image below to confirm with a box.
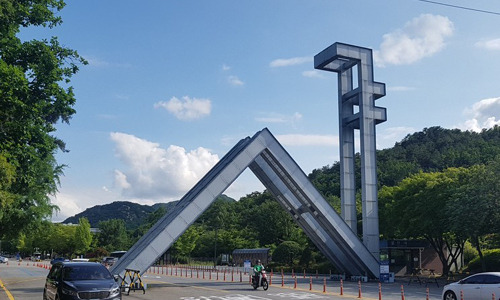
[0,278,15,300]
[1,277,45,285]
[147,279,232,293]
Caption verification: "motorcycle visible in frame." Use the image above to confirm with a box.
[252,270,269,290]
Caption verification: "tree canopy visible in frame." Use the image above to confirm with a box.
[379,168,466,274]
[0,0,86,239]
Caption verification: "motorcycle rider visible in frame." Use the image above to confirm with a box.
[253,259,264,285]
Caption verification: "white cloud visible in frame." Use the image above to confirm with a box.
[276,134,338,147]
[378,126,416,149]
[270,56,312,68]
[50,193,83,222]
[110,132,219,200]
[457,97,500,132]
[84,55,132,68]
[475,38,500,51]
[84,56,110,67]
[374,14,454,67]
[222,64,231,71]
[154,96,211,120]
[255,112,302,124]
[227,75,244,86]
[302,70,324,78]
[114,170,130,189]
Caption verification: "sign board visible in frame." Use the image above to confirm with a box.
[379,261,393,283]
[244,260,251,268]
[380,264,389,274]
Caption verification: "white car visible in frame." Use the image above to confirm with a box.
[442,272,500,300]
[0,256,8,263]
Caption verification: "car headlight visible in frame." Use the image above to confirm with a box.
[110,286,121,297]
[62,287,78,296]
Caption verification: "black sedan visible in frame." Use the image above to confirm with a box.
[43,261,121,300]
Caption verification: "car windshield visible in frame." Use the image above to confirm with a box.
[62,265,113,281]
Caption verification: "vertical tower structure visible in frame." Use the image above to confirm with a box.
[314,42,386,259]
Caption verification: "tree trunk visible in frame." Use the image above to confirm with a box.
[426,235,464,275]
[427,236,449,275]
[473,236,485,271]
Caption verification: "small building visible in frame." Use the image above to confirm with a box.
[380,240,447,275]
[232,248,271,266]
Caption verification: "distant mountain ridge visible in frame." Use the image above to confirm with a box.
[62,194,235,230]
[62,200,179,229]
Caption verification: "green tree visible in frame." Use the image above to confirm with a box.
[130,206,167,244]
[48,223,76,257]
[191,226,258,259]
[97,219,129,251]
[74,217,92,256]
[18,220,54,258]
[0,154,15,223]
[197,197,239,229]
[272,241,302,266]
[216,228,259,254]
[449,161,500,271]
[236,191,299,246]
[379,168,466,275]
[172,225,200,260]
[0,0,86,240]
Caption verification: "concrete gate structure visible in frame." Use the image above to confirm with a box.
[110,42,386,279]
[314,42,387,260]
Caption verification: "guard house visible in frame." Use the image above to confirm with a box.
[380,240,444,275]
[232,248,271,266]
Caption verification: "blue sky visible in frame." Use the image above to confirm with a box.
[23,1,500,221]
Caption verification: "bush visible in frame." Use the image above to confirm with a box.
[463,242,478,265]
[466,249,500,272]
[173,255,191,264]
[272,241,302,266]
[308,260,338,274]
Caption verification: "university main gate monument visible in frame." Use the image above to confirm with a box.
[315,42,387,260]
[111,42,386,279]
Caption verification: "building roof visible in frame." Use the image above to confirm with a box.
[232,248,270,255]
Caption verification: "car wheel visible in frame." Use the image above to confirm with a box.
[443,290,457,300]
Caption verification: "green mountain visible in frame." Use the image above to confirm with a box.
[62,194,235,230]
[62,201,179,230]
[310,126,500,198]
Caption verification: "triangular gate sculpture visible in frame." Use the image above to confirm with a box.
[110,128,380,278]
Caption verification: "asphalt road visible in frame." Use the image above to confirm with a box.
[0,262,446,300]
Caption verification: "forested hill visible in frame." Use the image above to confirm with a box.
[62,201,177,229]
[309,126,500,197]
[62,195,235,229]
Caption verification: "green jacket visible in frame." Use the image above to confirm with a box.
[253,264,263,273]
